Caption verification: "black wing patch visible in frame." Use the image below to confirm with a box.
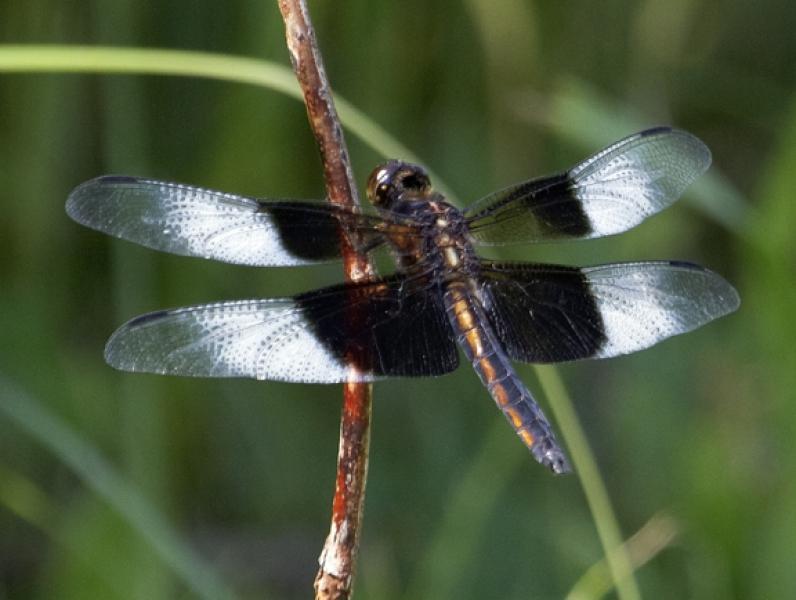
[104,274,459,382]
[464,127,711,244]
[66,176,385,266]
[479,260,740,363]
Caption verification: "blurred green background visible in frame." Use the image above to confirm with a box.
[1,1,794,598]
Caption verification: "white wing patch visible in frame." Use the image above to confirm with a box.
[66,177,333,266]
[570,128,711,236]
[585,262,740,358]
[104,300,370,384]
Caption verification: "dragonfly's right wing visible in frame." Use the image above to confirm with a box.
[465,128,711,244]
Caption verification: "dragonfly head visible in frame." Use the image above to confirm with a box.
[366,160,432,210]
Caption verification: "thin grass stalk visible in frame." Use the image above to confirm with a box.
[566,511,679,600]
[536,366,642,600]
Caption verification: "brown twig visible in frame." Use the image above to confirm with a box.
[276,2,375,598]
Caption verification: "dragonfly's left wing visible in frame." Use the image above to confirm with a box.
[67,176,385,266]
[464,128,710,244]
[478,260,739,363]
[104,274,459,383]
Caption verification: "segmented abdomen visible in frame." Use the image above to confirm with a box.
[444,282,571,474]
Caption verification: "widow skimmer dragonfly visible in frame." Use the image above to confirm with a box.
[66,127,739,474]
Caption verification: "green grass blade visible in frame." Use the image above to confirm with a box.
[536,366,641,600]
[0,44,456,201]
[566,512,679,600]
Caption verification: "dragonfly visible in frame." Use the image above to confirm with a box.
[66,127,739,474]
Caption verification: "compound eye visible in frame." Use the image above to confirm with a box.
[401,172,429,191]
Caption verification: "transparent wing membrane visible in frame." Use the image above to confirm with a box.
[105,275,459,383]
[479,260,739,363]
[465,127,711,244]
[66,176,384,266]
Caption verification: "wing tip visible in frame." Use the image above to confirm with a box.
[641,125,712,173]
[65,175,141,224]
[65,178,97,223]
[103,322,135,372]
[664,260,741,315]
[102,309,170,373]
[714,275,741,315]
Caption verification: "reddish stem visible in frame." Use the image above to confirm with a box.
[276,2,375,598]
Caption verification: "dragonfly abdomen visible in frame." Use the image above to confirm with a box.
[444,282,571,474]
